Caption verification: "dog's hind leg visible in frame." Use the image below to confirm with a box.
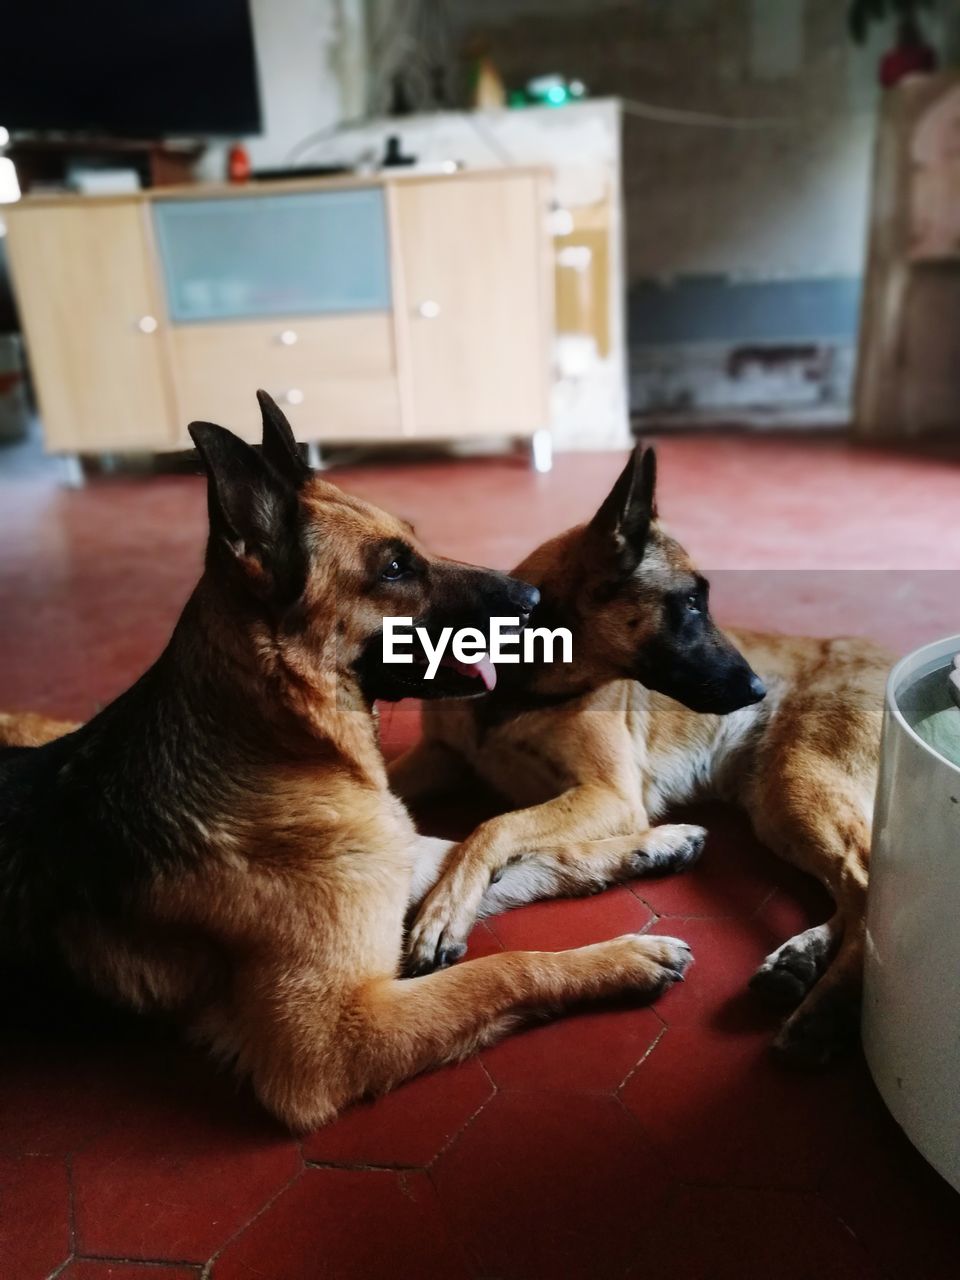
[242,934,694,1131]
[773,925,865,1066]
[747,762,871,1066]
[749,913,841,1010]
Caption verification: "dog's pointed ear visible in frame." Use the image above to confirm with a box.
[189,420,304,602]
[588,445,657,574]
[257,389,310,488]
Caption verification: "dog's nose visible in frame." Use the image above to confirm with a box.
[748,673,767,703]
[509,582,540,617]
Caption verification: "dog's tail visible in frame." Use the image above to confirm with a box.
[0,711,79,749]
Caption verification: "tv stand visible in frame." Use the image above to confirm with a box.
[8,136,204,193]
[4,169,554,467]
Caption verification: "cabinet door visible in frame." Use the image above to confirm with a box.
[153,189,391,323]
[392,175,551,438]
[4,201,175,450]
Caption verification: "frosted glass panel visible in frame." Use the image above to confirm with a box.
[154,189,391,323]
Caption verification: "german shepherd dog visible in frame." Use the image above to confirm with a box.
[0,396,694,1130]
[392,447,889,1064]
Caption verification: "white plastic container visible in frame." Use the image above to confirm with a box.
[863,633,960,1192]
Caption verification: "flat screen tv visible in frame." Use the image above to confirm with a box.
[0,1,262,137]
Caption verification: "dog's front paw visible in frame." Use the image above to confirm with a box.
[405,896,472,977]
[607,933,693,998]
[750,922,836,1010]
[632,824,707,876]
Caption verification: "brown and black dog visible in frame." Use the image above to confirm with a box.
[392,447,889,1063]
[0,396,693,1130]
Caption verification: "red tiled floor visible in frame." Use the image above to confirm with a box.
[480,1003,664,1093]
[631,802,785,919]
[620,1022,868,1189]
[2,435,960,1278]
[0,1155,71,1279]
[821,1074,960,1280]
[211,1169,469,1280]
[69,1046,299,1262]
[639,1185,881,1280]
[59,1264,200,1279]
[431,1090,671,1280]
[302,1060,493,1169]
[485,885,654,951]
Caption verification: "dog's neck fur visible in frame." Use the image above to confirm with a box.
[51,572,387,850]
[487,525,617,708]
[175,575,385,783]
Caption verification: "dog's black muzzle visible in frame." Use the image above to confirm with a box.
[637,622,766,716]
[358,568,540,703]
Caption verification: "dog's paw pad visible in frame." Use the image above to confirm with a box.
[750,963,810,1009]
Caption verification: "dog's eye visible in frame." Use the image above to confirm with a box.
[686,594,701,614]
[381,559,407,582]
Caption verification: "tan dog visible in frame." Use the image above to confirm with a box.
[0,398,693,1130]
[391,448,889,1063]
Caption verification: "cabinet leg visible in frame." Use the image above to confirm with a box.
[306,441,326,471]
[59,453,85,489]
[530,430,553,474]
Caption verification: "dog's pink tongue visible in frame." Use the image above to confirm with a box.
[449,653,497,691]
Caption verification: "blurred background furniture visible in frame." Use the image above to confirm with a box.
[4,168,555,466]
[855,72,960,440]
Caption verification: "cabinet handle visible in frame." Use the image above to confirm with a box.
[278,329,298,346]
[416,300,441,319]
[136,315,158,334]
[282,389,305,406]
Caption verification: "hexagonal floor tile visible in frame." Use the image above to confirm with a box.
[302,1059,493,1168]
[822,1082,960,1280]
[212,1169,469,1280]
[462,919,504,961]
[0,1154,71,1279]
[634,914,783,1034]
[636,1185,881,1280]
[0,1023,184,1161]
[59,1262,200,1279]
[0,1039,124,1159]
[481,1004,663,1093]
[431,1090,673,1280]
[620,1023,870,1189]
[629,802,779,920]
[71,1052,300,1262]
[486,885,654,952]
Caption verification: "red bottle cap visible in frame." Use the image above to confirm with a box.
[228,143,251,183]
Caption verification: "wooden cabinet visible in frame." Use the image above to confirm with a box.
[4,201,175,450]
[391,173,551,438]
[170,314,401,443]
[152,188,392,323]
[4,170,553,458]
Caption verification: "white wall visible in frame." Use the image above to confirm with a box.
[199,0,366,178]
[444,0,956,286]
[246,0,343,166]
